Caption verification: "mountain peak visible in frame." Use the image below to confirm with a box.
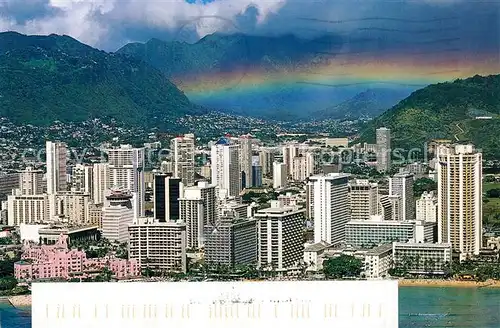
[0,32,201,127]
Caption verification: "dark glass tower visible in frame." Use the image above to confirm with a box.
[154,174,181,222]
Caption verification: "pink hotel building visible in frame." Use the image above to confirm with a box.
[14,234,140,281]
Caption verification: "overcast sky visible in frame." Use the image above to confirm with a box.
[0,0,499,54]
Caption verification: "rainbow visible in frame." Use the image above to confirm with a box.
[173,54,500,96]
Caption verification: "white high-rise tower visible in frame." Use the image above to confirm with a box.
[211,137,241,198]
[92,163,109,204]
[46,141,67,195]
[309,173,350,245]
[389,172,415,221]
[437,144,482,260]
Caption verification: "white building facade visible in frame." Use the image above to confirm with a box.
[437,144,482,260]
[211,138,241,197]
[309,173,350,245]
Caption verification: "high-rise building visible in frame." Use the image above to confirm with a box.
[128,218,187,273]
[219,201,249,219]
[437,144,482,260]
[389,171,415,221]
[309,173,350,245]
[282,144,299,178]
[46,141,67,195]
[55,191,90,224]
[258,148,275,177]
[204,212,257,268]
[71,164,93,194]
[19,167,44,195]
[291,152,317,181]
[199,163,211,180]
[272,162,287,189]
[160,161,174,175]
[102,188,134,243]
[238,135,253,189]
[255,203,304,271]
[416,191,438,223]
[170,134,195,186]
[378,195,393,221]
[388,195,403,221]
[92,163,109,205]
[7,192,49,225]
[154,174,182,222]
[179,181,217,249]
[88,203,103,228]
[211,137,241,197]
[251,156,262,187]
[305,180,314,219]
[348,179,379,220]
[107,145,145,219]
[0,172,20,196]
[376,127,391,172]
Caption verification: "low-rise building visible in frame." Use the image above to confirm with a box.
[14,234,139,281]
[392,242,452,275]
[346,217,415,248]
[303,241,331,272]
[38,225,100,245]
[364,244,393,279]
[486,236,500,251]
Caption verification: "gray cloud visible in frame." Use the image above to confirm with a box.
[0,0,498,56]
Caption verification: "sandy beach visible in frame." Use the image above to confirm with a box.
[8,295,31,307]
[398,279,500,288]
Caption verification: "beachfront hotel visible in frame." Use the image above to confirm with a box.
[14,234,139,281]
[392,242,453,275]
[437,144,482,261]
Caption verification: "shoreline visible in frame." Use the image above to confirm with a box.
[6,295,31,307]
[398,279,500,288]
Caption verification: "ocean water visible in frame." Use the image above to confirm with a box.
[1,287,499,327]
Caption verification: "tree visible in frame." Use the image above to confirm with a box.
[486,188,500,198]
[0,238,13,245]
[323,255,363,279]
[102,267,113,282]
[0,276,17,291]
[0,253,21,277]
[413,178,437,197]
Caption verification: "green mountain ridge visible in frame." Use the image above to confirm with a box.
[313,88,413,120]
[118,33,417,120]
[0,31,203,127]
[360,74,500,159]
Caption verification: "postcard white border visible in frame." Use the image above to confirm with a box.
[32,280,398,328]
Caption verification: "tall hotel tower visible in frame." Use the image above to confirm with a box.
[107,145,145,219]
[437,144,482,260]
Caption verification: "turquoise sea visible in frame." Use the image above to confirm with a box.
[1,287,499,327]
